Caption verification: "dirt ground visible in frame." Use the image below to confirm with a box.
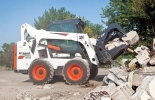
[0,68,109,100]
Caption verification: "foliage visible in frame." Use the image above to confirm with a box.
[101,0,155,47]
[81,17,103,38]
[34,7,103,38]
[84,27,93,37]
[34,7,76,30]
[0,42,15,68]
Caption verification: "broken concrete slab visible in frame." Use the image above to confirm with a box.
[129,67,155,86]
[39,96,51,100]
[130,90,151,100]
[73,92,80,97]
[128,58,138,70]
[43,84,55,89]
[102,76,109,85]
[36,84,55,90]
[84,83,115,100]
[143,67,155,73]
[87,91,110,100]
[127,45,151,71]
[107,68,128,85]
[134,45,150,54]
[122,31,139,45]
[110,82,134,100]
[149,54,155,65]
[84,80,116,100]
[133,45,150,67]
[128,71,134,87]
[132,73,145,86]
[25,97,32,100]
[105,37,128,51]
[36,85,43,89]
[136,76,155,98]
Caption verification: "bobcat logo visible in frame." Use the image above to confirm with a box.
[79,36,84,40]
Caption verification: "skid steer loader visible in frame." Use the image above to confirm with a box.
[13,18,139,85]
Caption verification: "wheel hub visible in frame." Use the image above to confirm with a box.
[32,65,46,80]
[67,64,83,81]
[74,70,79,75]
[39,70,43,75]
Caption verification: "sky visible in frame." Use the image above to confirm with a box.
[0,0,110,49]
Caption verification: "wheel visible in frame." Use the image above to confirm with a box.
[29,59,54,85]
[63,59,90,85]
[89,64,98,80]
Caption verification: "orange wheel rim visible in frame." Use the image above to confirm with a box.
[32,65,46,80]
[67,64,83,81]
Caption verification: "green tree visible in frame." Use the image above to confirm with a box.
[101,0,133,31]
[81,17,103,38]
[101,0,155,47]
[0,42,15,68]
[34,7,76,30]
[0,51,4,66]
[130,0,155,47]
[34,8,103,38]
[84,27,93,37]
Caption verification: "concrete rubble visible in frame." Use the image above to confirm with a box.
[110,82,134,100]
[36,84,55,89]
[15,91,38,100]
[107,68,128,85]
[131,90,152,100]
[105,31,139,51]
[39,96,51,100]
[130,76,155,100]
[84,86,111,100]
[84,45,155,100]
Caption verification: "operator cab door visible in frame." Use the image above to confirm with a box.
[45,19,86,59]
[47,39,80,58]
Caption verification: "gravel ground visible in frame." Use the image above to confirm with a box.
[0,68,109,100]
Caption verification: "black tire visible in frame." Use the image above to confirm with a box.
[89,64,98,80]
[29,59,54,85]
[63,59,90,85]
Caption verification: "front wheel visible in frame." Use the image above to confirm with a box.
[63,59,90,85]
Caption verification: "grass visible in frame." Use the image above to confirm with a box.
[0,66,12,71]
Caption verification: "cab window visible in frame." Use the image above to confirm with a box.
[50,23,75,33]
[48,39,78,51]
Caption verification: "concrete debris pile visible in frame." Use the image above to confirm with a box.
[84,69,155,100]
[84,45,155,100]
[131,76,155,100]
[84,68,134,100]
[15,92,38,100]
[127,45,150,71]
[106,68,128,85]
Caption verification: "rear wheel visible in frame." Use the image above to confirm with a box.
[29,59,54,85]
[63,59,90,85]
[89,64,98,80]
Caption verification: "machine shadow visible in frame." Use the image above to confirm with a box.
[23,79,31,82]
[50,76,65,84]
[93,75,106,81]
[23,76,65,83]
[23,75,106,84]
